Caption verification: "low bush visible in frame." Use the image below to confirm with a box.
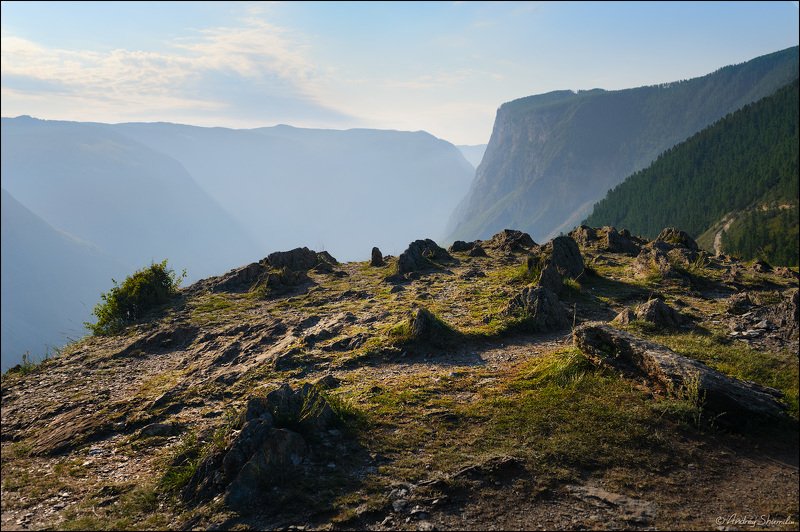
[87,260,185,335]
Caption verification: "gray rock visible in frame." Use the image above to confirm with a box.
[484,229,536,253]
[612,308,636,325]
[396,239,453,276]
[604,227,640,255]
[468,244,488,257]
[655,227,699,251]
[569,225,598,246]
[536,262,563,295]
[503,286,570,332]
[726,292,753,315]
[408,307,457,345]
[370,247,384,267]
[635,299,685,328]
[139,422,182,438]
[225,428,307,511]
[543,236,584,278]
[448,240,474,253]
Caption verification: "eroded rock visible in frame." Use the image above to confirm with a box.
[503,286,570,332]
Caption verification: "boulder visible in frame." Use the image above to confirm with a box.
[537,262,563,295]
[612,308,636,325]
[655,228,699,251]
[542,236,584,278]
[468,245,488,257]
[185,383,340,511]
[449,240,475,253]
[604,227,640,256]
[395,239,453,276]
[726,292,753,315]
[635,299,685,328]
[267,247,321,271]
[503,286,570,332]
[484,229,537,253]
[408,307,457,346]
[370,247,384,267]
[207,262,268,293]
[632,247,677,280]
[569,225,598,246]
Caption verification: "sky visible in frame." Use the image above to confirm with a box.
[1,1,798,145]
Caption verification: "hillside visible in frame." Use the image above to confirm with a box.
[0,117,258,280]
[446,46,800,243]
[0,189,126,371]
[586,80,798,265]
[112,122,475,260]
[2,227,798,530]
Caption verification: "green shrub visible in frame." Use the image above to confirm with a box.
[87,260,185,336]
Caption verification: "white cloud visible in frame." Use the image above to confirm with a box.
[0,16,346,125]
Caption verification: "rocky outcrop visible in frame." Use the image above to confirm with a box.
[184,383,340,511]
[503,286,570,332]
[371,247,384,267]
[655,228,699,252]
[483,229,536,253]
[394,239,453,277]
[635,299,686,328]
[449,240,489,257]
[268,247,337,271]
[574,323,788,421]
[541,236,584,278]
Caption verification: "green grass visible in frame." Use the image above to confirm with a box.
[649,331,799,418]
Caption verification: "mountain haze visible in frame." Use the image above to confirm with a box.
[0,117,258,281]
[447,46,800,243]
[1,189,126,371]
[112,123,474,260]
[456,144,488,168]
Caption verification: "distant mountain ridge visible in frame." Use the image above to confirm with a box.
[447,46,800,243]
[1,188,126,370]
[0,118,474,367]
[585,79,799,265]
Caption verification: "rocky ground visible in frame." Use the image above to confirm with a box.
[2,226,798,531]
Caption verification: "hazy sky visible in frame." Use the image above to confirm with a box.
[1,1,798,144]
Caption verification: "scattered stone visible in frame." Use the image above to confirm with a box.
[139,422,183,438]
[371,247,385,267]
[726,292,753,315]
[604,227,640,255]
[635,299,686,328]
[395,239,453,277]
[542,236,584,278]
[484,229,536,253]
[314,374,341,390]
[390,285,405,293]
[503,286,570,332]
[408,307,458,346]
[612,308,636,325]
[566,485,657,524]
[655,227,699,251]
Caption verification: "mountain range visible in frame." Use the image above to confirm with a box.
[447,46,799,243]
[585,79,799,265]
[0,120,473,369]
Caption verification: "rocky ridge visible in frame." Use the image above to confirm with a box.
[2,226,798,531]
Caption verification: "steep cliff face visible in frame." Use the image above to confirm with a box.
[447,46,800,243]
